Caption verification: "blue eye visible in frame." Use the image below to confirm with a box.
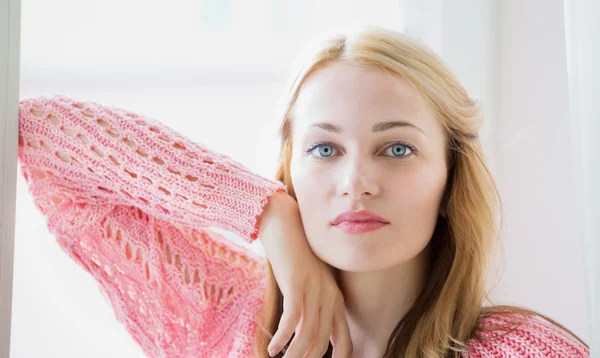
[305,143,337,159]
[383,143,413,158]
[317,144,335,157]
[305,142,417,160]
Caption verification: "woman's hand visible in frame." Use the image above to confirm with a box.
[258,192,353,358]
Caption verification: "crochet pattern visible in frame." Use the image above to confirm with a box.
[18,95,286,357]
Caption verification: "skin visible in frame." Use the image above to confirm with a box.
[288,61,449,357]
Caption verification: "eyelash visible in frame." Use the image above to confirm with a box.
[305,141,418,161]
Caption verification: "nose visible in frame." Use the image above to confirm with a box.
[337,157,380,199]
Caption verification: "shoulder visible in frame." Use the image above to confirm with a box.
[462,311,589,357]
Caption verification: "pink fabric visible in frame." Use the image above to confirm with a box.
[17,95,589,357]
[463,313,589,357]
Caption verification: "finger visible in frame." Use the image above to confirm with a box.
[268,288,303,356]
[281,286,320,358]
[331,296,353,358]
[304,299,333,358]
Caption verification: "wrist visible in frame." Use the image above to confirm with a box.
[263,191,296,216]
[257,192,297,237]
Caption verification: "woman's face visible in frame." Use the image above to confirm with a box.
[289,61,448,272]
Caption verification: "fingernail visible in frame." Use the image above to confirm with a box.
[269,346,281,357]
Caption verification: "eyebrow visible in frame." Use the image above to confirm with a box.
[310,120,426,135]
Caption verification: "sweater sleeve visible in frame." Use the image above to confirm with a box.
[18,95,287,242]
[17,94,288,357]
[463,312,590,357]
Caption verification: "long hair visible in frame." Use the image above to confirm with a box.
[253,27,588,357]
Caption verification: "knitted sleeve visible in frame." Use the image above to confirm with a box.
[18,95,287,241]
[17,95,288,357]
[463,312,590,357]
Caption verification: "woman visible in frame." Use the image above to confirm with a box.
[17,27,589,357]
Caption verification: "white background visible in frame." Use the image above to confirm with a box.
[9,0,591,357]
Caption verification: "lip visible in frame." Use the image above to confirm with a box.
[331,210,389,226]
[334,221,388,234]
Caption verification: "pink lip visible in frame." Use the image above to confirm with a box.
[332,210,389,225]
[334,221,388,234]
[331,210,389,234]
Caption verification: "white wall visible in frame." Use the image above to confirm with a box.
[564,0,600,353]
[432,0,589,343]
[492,0,588,342]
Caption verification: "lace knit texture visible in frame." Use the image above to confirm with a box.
[17,95,589,357]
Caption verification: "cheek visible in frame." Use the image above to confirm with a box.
[290,159,328,213]
[386,164,447,221]
[290,154,334,196]
[290,160,334,248]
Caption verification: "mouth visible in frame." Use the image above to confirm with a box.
[331,210,389,226]
[333,221,389,234]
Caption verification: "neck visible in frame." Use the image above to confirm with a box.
[336,245,431,357]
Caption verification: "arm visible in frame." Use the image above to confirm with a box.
[18,94,287,242]
[17,94,288,357]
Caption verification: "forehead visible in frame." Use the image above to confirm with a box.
[292,61,436,133]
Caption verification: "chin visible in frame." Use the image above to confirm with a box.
[307,229,400,271]
[314,246,401,273]
[335,258,399,273]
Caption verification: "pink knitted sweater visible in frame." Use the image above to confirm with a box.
[17,95,589,357]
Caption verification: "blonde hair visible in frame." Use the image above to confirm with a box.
[253,27,588,357]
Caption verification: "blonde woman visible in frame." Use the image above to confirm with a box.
[17,27,589,357]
